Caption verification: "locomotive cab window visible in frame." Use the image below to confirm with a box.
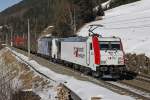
[110,42,121,50]
[90,43,93,50]
[100,41,121,50]
[100,42,109,50]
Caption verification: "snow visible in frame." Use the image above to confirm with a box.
[8,47,135,100]
[35,88,58,100]
[12,77,23,92]
[101,0,113,9]
[77,0,150,57]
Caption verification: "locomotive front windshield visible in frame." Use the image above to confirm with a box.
[100,41,121,50]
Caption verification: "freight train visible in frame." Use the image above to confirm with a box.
[14,25,127,78]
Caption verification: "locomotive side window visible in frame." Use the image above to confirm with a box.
[100,41,121,50]
[90,43,93,50]
[110,42,121,50]
[100,42,109,50]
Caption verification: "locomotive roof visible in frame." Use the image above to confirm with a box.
[38,37,53,41]
[62,36,121,42]
[38,36,121,42]
[99,37,121,41]
[63,36,88,42]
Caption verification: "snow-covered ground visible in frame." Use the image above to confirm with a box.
[7,47,135,100]
[77,0,150,57]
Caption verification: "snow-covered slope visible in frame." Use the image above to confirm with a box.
[77,0,150,57]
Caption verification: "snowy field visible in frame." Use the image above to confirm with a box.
[7,47,135,100]
[77,0,150,57]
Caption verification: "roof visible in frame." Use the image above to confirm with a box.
[63,36,88,42]
[99,37,121,41]
[38,36,53,42]
[62,36,120,42]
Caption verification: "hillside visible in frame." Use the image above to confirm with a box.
[0,0,140,38]
[0,0,105,37]
[77,0,150,56]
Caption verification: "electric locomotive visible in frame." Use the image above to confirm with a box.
[37,25,127,78]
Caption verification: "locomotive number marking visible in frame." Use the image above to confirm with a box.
[74,47,85,58]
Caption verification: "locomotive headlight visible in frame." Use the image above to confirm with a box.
[118,57,124,64]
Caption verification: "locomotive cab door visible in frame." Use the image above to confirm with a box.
[57,40,61,59]
[48,40,52,58]
[86,42,95,70]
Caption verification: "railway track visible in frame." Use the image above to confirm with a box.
[116,73,150,100]
[61,66,150,100]
[62,66,150,100]
[10,47,150,100]
[137,74,150,83]
[106,81,150,100]
[126,71,150,83]
[121,71,150,93]
[119,80,150,94]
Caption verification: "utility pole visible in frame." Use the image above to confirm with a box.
[73,8,76,34]
[5,33,8,46]
[10,27,13,46]
[28,19,31,60]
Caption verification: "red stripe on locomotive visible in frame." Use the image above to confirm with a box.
[92,36,100,65]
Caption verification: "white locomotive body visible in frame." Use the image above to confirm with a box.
[37,36,53,58]
[58,35,126,78]
[37,37,50,56]
[61,37,88,67]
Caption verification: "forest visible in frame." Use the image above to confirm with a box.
[0,0,139,38]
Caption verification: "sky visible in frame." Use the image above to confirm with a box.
[0,0,22,12]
